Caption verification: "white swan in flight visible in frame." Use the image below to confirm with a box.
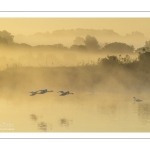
[58,91,74,96]
[38,89,53,94]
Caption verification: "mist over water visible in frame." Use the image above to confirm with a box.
[0,24,150,132]
[0,48,150,132]
[1,91,150,132]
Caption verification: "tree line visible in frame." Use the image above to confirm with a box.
[0,30,149,54]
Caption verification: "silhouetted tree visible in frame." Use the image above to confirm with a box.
[138,51,150,71]
[0,36,8,44]
[100,55,119,66]
[73,37,85,45]
[84,35,100,50]
[135,47,148,54]
[52,44,68,50]
[101,42,134,54]
[34,44,68,50]
[145,40,150,49]
[138,51,150,63]
[70,45,87,51]
[0,30,14,43]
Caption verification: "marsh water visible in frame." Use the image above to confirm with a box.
[0,91,150,132]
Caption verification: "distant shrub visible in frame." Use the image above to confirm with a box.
[101,42,134,54]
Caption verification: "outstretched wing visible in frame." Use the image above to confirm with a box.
[58,91,65,94]
[29,91,37,93]
[39,90,44,91]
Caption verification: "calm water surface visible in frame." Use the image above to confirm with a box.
[0,92,150,132]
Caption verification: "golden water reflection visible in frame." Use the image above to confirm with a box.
[0,92,150,132]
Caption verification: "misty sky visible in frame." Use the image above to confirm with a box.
[0,18,150,37]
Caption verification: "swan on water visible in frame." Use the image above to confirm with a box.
[133,97,143,102]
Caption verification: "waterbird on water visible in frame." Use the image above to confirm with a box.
[133,97,143,102]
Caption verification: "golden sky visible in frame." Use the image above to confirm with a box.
[0,18,150,37]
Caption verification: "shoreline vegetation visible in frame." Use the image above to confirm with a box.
[0,51,150,94]
[0,30,150,94]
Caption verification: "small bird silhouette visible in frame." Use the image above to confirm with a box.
[133,97,143,102]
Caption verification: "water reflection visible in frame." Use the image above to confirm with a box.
[30,114,53,132]
[59,118,71,127]
[138,103,150,124]
[30,114,38,121]
[38,122,47,132]
[1,93,150,132]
